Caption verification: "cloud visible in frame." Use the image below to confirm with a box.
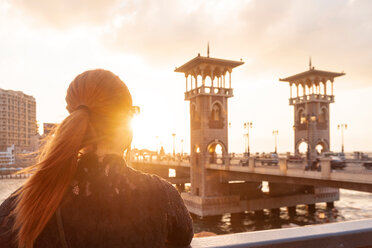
[100,0,372,80]
[11,0,121,28]
[8,0,372,87]
[102,0,295,61]
[3,0,372,152]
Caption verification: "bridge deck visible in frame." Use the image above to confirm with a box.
[130,159,372,192]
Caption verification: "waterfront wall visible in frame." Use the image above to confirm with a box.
[189,219,372,248]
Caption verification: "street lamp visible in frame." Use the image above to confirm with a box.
[155,136,159,154]
[172,133,176,158]
[180,139,184,158]
[243,122,252,157]
[272,130,279,154]
[337,123,348,153]
[303,113,317,166]
[292,125,296,155]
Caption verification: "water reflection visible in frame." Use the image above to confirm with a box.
[0,180,371,235]
[192,204,344,235]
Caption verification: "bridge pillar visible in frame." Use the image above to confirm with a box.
[271,208,280,216]
[254,209,264,217]
[223,154,231,166]
[327,201,335,208]
[279,158,288,175]
[308,204,316,214]
[320,157,331,179]
[288,206,297,216]
[248,157,255,172]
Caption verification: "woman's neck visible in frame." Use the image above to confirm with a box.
[81,144,124,161]
[96,148,123,159]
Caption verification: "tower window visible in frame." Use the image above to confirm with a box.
[318,108,327,123]
[212,104,221,121]
[191,105,196,119]
[298,109,305,124]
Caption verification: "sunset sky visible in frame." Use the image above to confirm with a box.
[1,0,372,154]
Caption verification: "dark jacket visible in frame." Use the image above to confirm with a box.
[0,153,193,248]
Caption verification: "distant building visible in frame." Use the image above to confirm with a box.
[0,144,15,167]
[43,123,57,136]
[0,88,38,153]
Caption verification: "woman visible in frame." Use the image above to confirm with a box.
[0,69,193,248]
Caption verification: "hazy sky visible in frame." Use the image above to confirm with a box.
[1,0,372,154]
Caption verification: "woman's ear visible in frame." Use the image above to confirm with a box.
[114,120,133,153]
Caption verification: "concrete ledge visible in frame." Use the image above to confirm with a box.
[189,219,372,248]
[181,190,338,217]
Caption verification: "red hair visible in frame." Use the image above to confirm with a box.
[12,69,132,248]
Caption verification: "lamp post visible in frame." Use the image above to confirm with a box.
[272,130,279,154]
[180,139,184,158]
[292,125,296,155]
[155,136,159,154]
[243,122,252,157]
[172,133,176,158]
[337,123,347,153]
[302,114,317,166]
[228,122,232,157]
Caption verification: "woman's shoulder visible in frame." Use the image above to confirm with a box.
[0,189,19,217]
[125,165,174,193]
[74,153,174,199]
[125,167,187,212]
[0,189,20,248]
[110,159,184,209]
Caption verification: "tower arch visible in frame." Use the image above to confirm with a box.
[296,138,309,155]
[207,140,227,164]
[315,138,329,154]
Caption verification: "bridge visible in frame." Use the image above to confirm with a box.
[130,156,372,193]
[128,52,371,217]
[130,155,372,216]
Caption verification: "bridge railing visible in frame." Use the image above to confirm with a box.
[131,155,190,163]
[188,218,372,248]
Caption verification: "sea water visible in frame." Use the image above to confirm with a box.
[1,178,371,234]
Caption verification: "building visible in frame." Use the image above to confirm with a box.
[0,144,15,167]
[43,123,57,136]
[0,88,38,153]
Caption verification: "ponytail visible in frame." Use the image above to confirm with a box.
[13,108,91,248]
[12,68,132,248]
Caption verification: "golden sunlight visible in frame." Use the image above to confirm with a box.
[130,109,173,152]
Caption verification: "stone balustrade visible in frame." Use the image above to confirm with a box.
[289,94,334,105]
[185,86,233,100]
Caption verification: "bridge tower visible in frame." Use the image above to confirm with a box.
[280,62,345,160]
[175,52,244,216]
